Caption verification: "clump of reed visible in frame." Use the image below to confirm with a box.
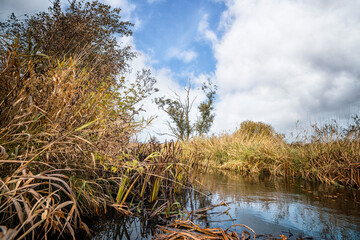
[290,120,360,188]
[0,170,88,240]
[184,120,360,189]
[0,38,198,239]
[184,121,289,175]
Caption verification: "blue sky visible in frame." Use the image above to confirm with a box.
[2,0,360,140]
[130,0,226,83]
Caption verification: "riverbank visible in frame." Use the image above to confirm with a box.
[89,171,360,240]
[183,120,360,189]
[0,41,199,239]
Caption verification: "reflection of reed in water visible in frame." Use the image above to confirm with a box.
[91,216,155,240]
[89,171,360,239]
[199,171,360,239]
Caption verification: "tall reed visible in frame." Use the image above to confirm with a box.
[0,39,198,239]
[184,120,360,189]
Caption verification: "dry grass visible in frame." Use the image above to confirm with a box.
[183,120,360,189]
[154,219,256,240]
[0,170,88,240]
[0,39,199,239]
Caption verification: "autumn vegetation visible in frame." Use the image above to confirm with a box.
[0,1,199,239]
[184,119,360,189]
[1,0,360,239]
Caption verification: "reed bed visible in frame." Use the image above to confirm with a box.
[0,39,198,239]
[183,120,360,190]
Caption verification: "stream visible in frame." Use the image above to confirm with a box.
[90,171,360,239]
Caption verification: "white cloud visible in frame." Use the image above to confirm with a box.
[133,67,207,141]
[139,72,205,141]
[0,0,136,22]
[103,0,136,20]
[211,0,360,136]
[167,48,198,63]
[0,0,51,20]
[117,37,206,141]
[132,17,143,31]
[198,14,218,45]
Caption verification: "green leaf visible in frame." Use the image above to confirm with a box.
[75,119,97,132]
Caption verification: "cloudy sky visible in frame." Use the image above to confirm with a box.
[1,0,360,140]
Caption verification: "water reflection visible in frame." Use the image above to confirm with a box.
[191,172,360,239]
[90,171,360,240]
[91,216,156,240]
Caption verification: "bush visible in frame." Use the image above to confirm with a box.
[234,121,284,141]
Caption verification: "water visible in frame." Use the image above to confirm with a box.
[91,171,360,239]
[191,172,360,239]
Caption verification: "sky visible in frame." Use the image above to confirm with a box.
[1,0,360,141]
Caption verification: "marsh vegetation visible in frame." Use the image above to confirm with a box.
[1,1,360,239]
[0,1,199,239]
[184,120,360,190]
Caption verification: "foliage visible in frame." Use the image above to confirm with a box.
[195,79,217,136]
[0,0,135,85]
[0,2,201,238]
[155,85,194,140]
[0,38,198,239]
[155,80,217,140]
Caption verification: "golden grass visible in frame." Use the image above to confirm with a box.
[2,35,358,239]
[183,121,360,189]
[0,170,88,240]
[0,39,199,239]
[154,219,256,240]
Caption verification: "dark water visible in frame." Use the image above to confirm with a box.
[91,171,360,239]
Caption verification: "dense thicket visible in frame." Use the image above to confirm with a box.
[0,0,134,83]
[0,1,198,239]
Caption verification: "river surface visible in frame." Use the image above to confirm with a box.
[91,171,360,239]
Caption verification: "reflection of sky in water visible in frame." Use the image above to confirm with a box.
[197,173,360,240]
[92,172,360,240]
